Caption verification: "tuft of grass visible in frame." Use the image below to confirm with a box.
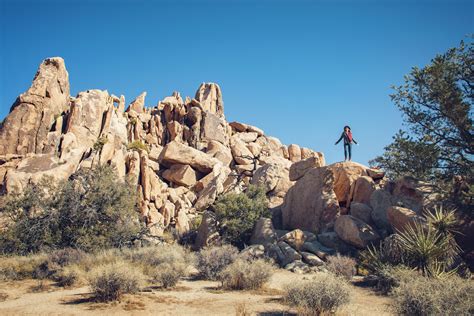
[219,258,273,290]
[284,273,351,315]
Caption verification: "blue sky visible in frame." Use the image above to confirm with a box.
[0,0,472,165]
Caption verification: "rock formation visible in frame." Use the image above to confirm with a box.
[0,58,436,270]
[0,57,323,239]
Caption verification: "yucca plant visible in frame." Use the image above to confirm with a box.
[396,222,458,277]
[424,205,459,236]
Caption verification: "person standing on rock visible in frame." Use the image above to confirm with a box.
[335,125,358,161]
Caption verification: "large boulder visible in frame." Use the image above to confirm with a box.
[0,57,70,155]
[279,229,307,250]
[66,89,111,148]
[334,215,380,249]
[250,218,277,246]
[200,111,228,145]
[281,167,340,233]
[289,155,323,181]
[159,140,220,173]
[194,165,231,211]
[370,189,393,230]
[194,83,224,117]
[350,202,373,224]
[162,164,197,187]
[193,211,219,250]
[251,163,285,193]
[126,92,146,113]
[387,206,424,233]
[327,161,368,204]
[350,176,376,205]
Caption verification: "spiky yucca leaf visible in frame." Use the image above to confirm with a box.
[424,205,459,236]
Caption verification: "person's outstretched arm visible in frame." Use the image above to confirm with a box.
[335,132,344,145]
[352,137,358,144]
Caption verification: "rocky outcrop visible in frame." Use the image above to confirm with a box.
[0,57,70,156]
[1,57,431,256]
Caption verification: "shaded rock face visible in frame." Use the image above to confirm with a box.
[0,57,70,155]
[334,215,380,249]
[281,167,340,233]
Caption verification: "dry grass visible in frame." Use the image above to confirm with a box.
[235,302,252,316]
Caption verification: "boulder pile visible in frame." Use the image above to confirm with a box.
[0,57,322,238]
[0,58,436,266]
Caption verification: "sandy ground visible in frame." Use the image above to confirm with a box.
[0,270,394,316]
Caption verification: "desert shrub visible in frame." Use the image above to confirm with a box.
[197,245,239,280]
[219,258,273,290]
[127,140,149,153]
[393,274,474,315]
[89,261,144,302]
[54,265,85,287]
[212,185,269,247]
[284,273,351,315]
[326,254,356,280]
[149,262,186,288]
[0,254,47,280]
[0,165,145,254]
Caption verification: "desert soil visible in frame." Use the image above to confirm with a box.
[0,270,394,315]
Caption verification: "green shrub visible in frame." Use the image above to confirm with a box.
[89,261,144,302]
[393,274,474,315]
[284,273,351,315]
[219,258,273,290]
[127,140,149,153]
[93,136,108,152]
[0,166,145,254]
[326,254,356,280]
[197,245,239,280]
[212,185,269,247]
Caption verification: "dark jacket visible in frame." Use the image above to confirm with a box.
[335,132,357,145]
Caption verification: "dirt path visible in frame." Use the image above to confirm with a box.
[0,271,394,315]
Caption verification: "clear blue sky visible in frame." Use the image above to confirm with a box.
[1,0,472,165]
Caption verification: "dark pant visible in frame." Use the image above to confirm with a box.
[344,143,352,160]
